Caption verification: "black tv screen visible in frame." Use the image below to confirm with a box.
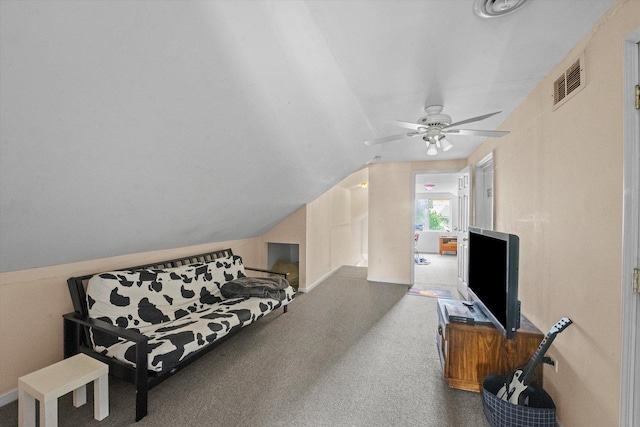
[467,227,520,339]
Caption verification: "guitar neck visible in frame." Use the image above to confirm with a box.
[521,333,557,382]
[503,317,572,400]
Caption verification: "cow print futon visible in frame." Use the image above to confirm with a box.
[86,255,296,373]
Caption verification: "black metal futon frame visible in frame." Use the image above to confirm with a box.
[63,248,289,421]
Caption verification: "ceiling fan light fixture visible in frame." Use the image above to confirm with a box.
[363,105,509,151]
[473,0,532,18]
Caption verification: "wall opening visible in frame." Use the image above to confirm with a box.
[267,242,300,290]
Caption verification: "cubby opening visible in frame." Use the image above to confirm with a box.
[267,243,300,290]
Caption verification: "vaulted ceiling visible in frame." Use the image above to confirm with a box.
[0,0,617,271]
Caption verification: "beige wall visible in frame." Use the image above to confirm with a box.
[0,238,261,398]
[261,205,308,288]
[366,4,639,424]
[305,170,369,287]
[260,168,369,291]
[367,160,467,284]
[467,1,639,425]
[0,167,370,398]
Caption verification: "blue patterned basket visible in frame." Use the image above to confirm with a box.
[482,375,556,427]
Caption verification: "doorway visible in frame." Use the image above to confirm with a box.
[412,171,459,289]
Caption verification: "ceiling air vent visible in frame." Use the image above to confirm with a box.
[553,55,585,109]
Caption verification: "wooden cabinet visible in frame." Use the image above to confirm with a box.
[436,299,543,392]
[439,236,457,255]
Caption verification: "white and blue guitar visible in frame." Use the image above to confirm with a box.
[497,317,573,405]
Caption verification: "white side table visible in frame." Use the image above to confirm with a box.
[18,353,109,426]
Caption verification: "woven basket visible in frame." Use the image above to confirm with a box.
[482,375,556,427]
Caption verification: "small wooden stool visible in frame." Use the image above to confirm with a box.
[18,353,108,426]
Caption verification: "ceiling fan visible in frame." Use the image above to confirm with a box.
[364,105,509,156]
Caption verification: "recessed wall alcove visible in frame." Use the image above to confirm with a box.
[267,242,300,290]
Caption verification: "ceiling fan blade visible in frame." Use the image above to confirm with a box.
[364,132,419,146]
[443,129,510,137]
[445,111,501,129]
[388,120,424,131]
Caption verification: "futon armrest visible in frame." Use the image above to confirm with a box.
[63,311,150,421]
[245,266,289,278]
[63,312,149,378]
[63,312,148,343]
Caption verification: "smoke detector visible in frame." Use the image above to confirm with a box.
[473,0,533,18]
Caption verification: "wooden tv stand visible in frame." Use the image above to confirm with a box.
[436,299,543,392]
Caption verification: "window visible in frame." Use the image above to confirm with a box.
[415,198,451,232]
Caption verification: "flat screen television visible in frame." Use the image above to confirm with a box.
[467,227,521,339]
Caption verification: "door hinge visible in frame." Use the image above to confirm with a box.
[633,268,640,294]
[636,85,640,110]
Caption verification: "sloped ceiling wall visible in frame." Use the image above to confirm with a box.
[0,0,617,272]
[0,1,373,271]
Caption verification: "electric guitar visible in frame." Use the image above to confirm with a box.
[497,317,573,405]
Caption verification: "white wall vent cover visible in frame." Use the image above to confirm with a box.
[553,54,586,109]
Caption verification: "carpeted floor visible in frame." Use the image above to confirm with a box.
[414,253,458,288]
[0,264,488,427]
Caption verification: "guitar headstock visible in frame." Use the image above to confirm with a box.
[550,317,573,335]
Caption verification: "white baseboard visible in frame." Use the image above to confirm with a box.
[298,266,342,293]
[366,277,412,286]
[0,389,18,407]
[300,265,414,293]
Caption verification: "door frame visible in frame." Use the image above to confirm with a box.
[410,169,460,286]
[474,152,494,230]
[620,26,640,427]
[456,166,472,299]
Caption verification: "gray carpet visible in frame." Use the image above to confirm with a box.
[0,266,489,426]
[414,253,458,288]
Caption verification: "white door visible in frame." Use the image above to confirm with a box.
[456,166,472,299]
[475,153,494,230]
[621,33,639,427]
[620,35,640,427]
[632,40,640,427]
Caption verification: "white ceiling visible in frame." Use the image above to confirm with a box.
[0,0,617,271]
[306,0,617,162]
